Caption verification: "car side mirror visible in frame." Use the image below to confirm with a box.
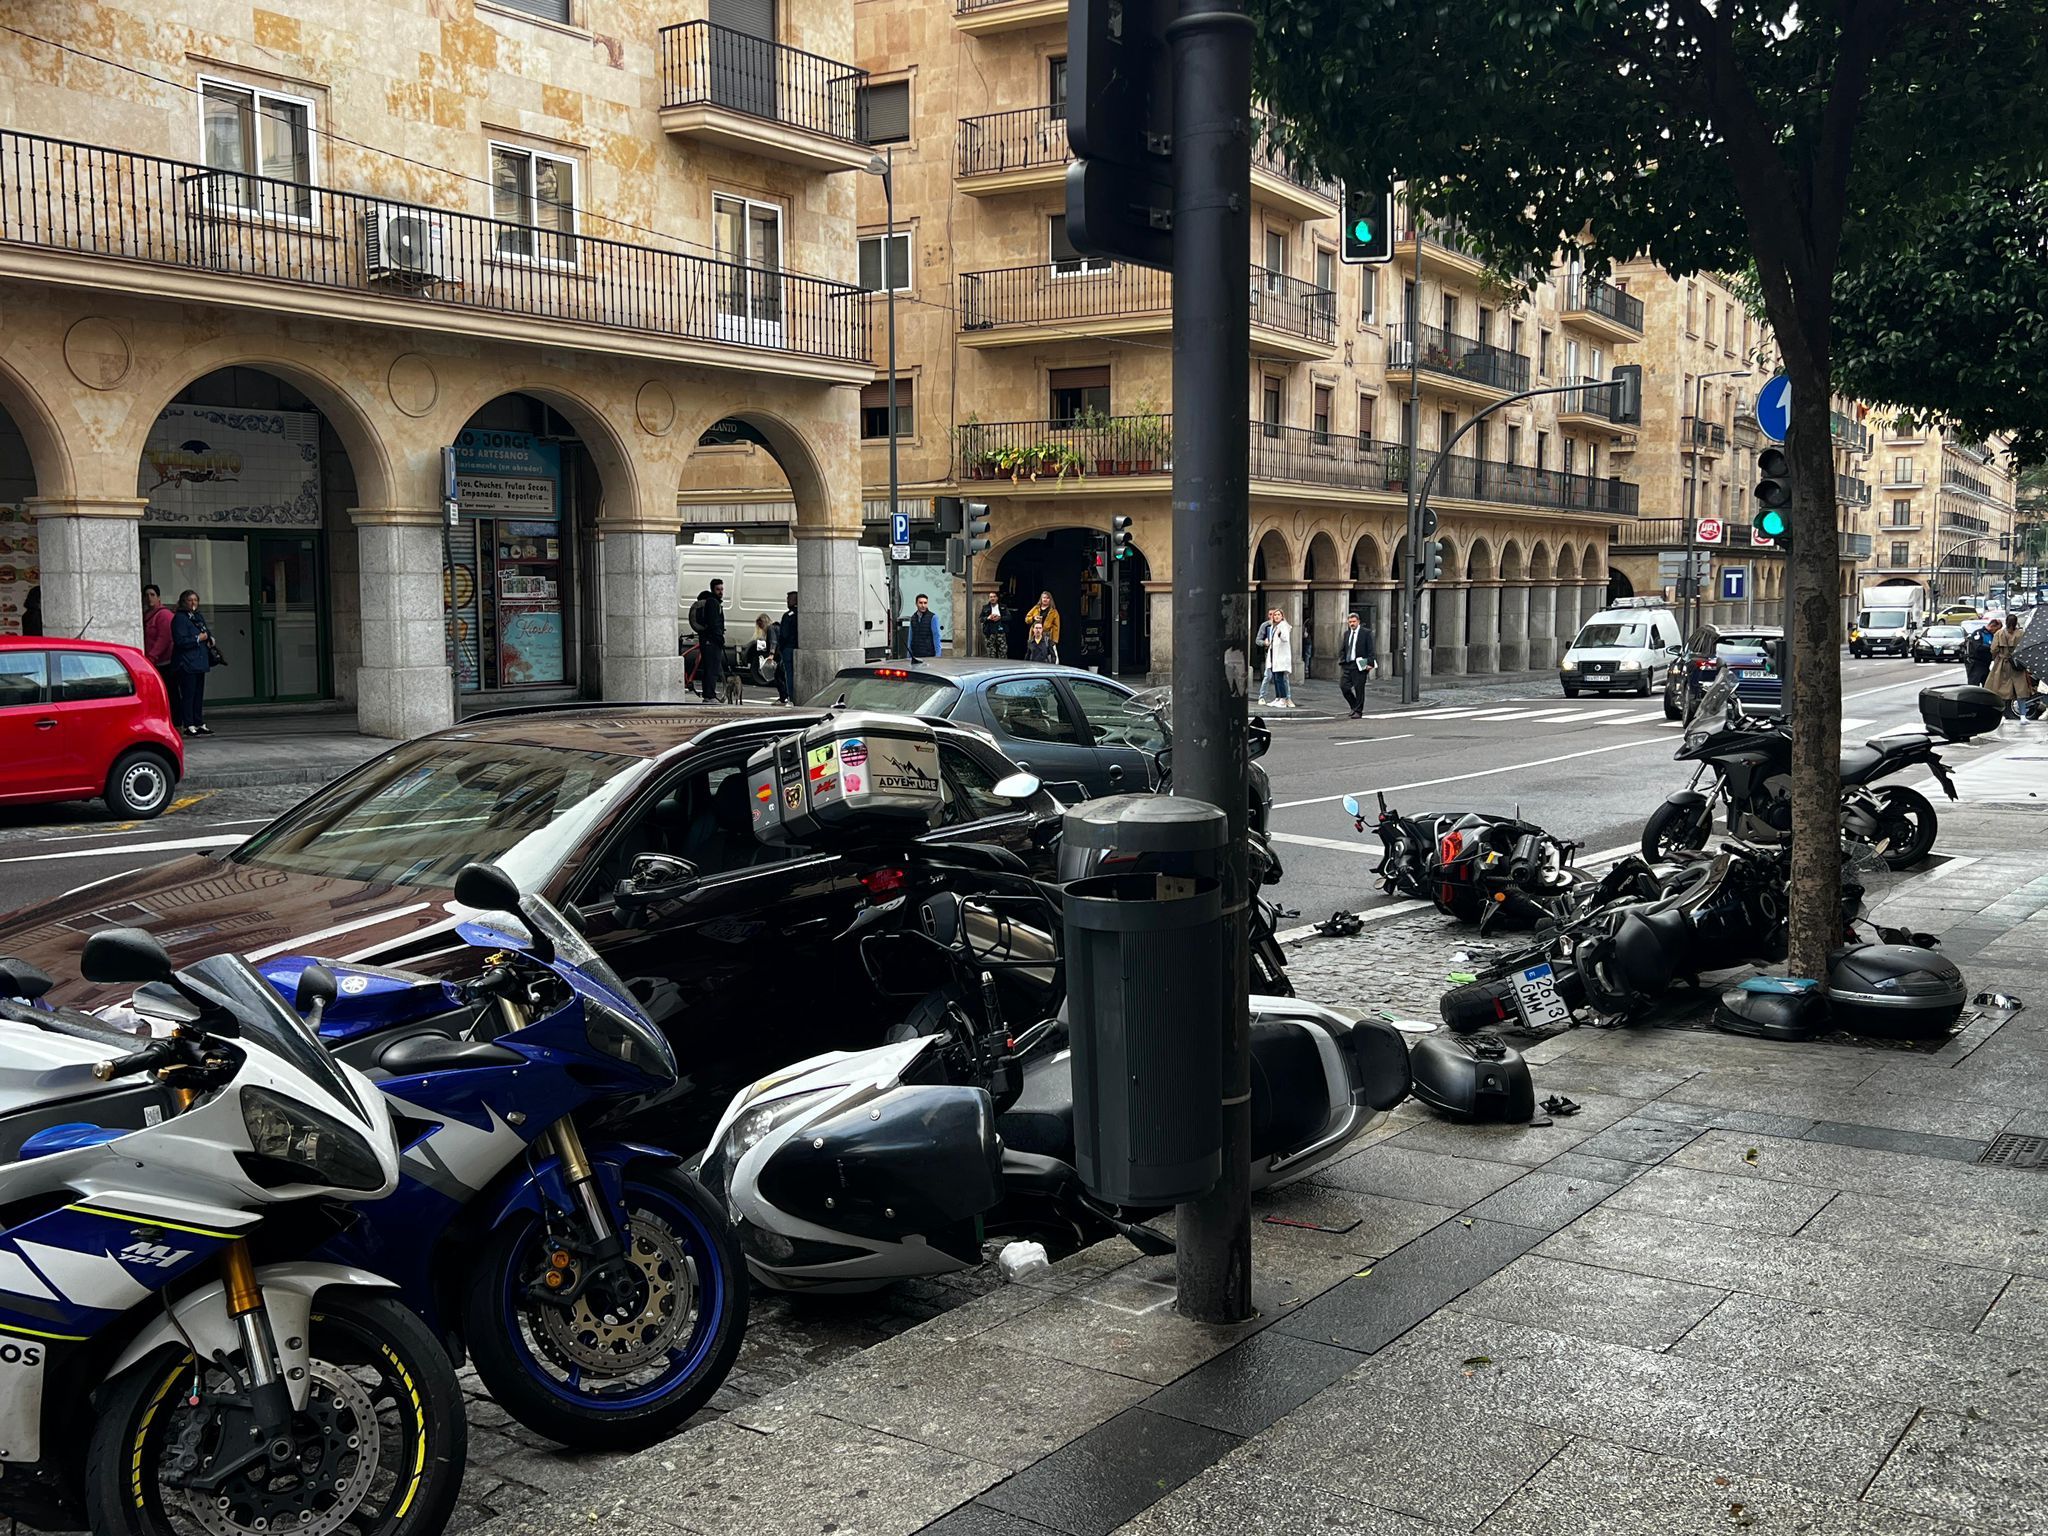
[992,772,1041,802]
[612,854,702,927]
[454,862,523,915]
[294,963,339,1015]
[1248,719,1272,760]
[81,927,175,986]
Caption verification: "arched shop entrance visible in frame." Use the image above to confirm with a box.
[134,368,359,705]
[0,397,39,636]
[993,528,1151,674]
[446,395,604,702]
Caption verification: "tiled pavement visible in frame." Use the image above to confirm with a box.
[477,794,2048,1536]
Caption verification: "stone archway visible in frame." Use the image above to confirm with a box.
[0,358,69,642]
[993,525,1154,674]
[1303,530,1343,679]
[1527,539,1560,668]
[1464,536,1501,675]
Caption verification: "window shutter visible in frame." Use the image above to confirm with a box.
[493,0,573,21]
[710,0,777,39]
[858,81,910,145]
[1049,366,1110,391]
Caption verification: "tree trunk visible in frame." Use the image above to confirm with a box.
[1782,372,1844,979]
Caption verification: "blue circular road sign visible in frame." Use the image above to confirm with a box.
[1755,375,1790,443]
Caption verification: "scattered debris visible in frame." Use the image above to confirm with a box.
[1461,1355,1493,1367]
[1974,991,2024,1011]
[1314,910,1365,937]
[1540,1095,1582,1117]
[1743,1147,1761,1165]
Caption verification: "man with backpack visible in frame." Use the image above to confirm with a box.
[689,579,727,702]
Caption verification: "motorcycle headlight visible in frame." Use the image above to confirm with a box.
[584,1000,675,1082]
[238,1086,385,1192]
[716,1092,820,1207]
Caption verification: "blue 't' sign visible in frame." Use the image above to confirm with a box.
[1721,567,1747,601]
[1754,375,1790,444]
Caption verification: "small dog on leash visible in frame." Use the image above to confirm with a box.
[721,667,744,706]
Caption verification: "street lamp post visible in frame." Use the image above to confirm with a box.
[864,150,901,658]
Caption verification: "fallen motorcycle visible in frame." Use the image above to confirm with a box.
[1642,671,1956,869]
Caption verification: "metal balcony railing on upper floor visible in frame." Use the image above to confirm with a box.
[1250,266,1337,346]
[0,130,871,365]
[658,22,867,145]
[958,260,1172,331]
[1249,109,1341,205]
[1682,416,1729,451]
[1613,518,1872,560]
[956,106,1070,177]
[1387,321,1532,394]
[1563,274,1645,333]
[1829,409,1871,454]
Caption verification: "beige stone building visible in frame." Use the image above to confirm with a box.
[1863,422,2018,607]
[0,0,872,737]
[1607,266,1871,631]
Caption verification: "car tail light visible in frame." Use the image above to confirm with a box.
[859,867,908,894]
[874,668,913,679]
[1692,658,1718,671]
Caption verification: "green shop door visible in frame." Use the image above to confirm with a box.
[250,534,328,701]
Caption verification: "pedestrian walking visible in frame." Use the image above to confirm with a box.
[1025,590,1061,651]
[1987,613,2037,719]
[750,613,778,695]
[776,591,799,704]
[1964,619,1996,687]
[20,585,41,637]
[906,593,943,659]
[980,595,1006,657]
[1026,620,1057,664]
[1257,607,1295,708]
[170,588,215,736]
[1338,612,1372,718]
[142,584,178,725]
[689,579,726,702]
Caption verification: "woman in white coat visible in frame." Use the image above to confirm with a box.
[1256,606,1295,707]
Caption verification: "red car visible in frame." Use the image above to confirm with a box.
[0,636,184,818]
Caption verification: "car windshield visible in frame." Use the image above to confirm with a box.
[1863,611,1909,629]
[810,672,961,715]
[1575,623,1648,648]
[231,739,645,891]
[1925,626,1965,641]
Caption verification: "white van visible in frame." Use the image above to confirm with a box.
[676,539,890,658]
[1558,600,1684,697]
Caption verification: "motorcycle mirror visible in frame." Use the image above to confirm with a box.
[453,862,523,916]
[992,772,1041,802]
[294,963,339,1015]
[80,927,175,986]
[1341,795,1362,817]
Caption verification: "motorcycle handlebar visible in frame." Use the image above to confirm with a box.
[93,1037,176,1081]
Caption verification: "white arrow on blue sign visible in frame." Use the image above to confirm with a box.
[1754,375,1790,444]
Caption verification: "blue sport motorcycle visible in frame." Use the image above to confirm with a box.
[256,863,747,1451]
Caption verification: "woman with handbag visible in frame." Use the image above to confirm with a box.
[170,588,218,736]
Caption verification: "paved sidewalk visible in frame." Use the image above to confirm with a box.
[478,784,2048,1536]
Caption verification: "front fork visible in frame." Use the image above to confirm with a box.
[527,1118,627,1307]
[178,1241,297,1486]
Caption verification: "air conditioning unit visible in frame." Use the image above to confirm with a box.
[366,205,454,281]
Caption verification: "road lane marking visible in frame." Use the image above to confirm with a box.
[1330,734,1415,747]
[1271,832,1381,854]
[0,834,245,865]
[1274,735,1673,810]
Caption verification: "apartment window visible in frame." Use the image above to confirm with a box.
[1261,377,1285,437]
[200,78,315,217]
[1312,385,1332,446]
[857,80,911,146]
[1048,57,1068,118]
[1505,423,1522,465]
[494,0,571,19]
[1538,328,1553,378]
[1891,540,1912,568]
[859,379,914,439]
[1476,307,1493,346]
[1437,410,1456,451]
[1724,306,1736,352]
[1357,393,1376,446]
[1441,294,1459,334]
[1893,454,1915,483]
[1263,229,1287,276]
[714,192,783,327]
[1315,248,1336,298]
[1564,338,1581,385]
[491,142,577,262]
[1592,443,1602,480]
[1049,214,1110,275]
[1536,430,1549,470]
[1563,437,1577,475]
[1589,345,1605,383]
[1359,268,1376,322]
[1741,315,1752,356]
[1049,366,1110,424]
[1685,280,1697,334]
[858,231,911,292]
[1403,278,1416,324]
[1891,498,1913,526]
[1704,296,1716,346]
[1510,317,1524,361]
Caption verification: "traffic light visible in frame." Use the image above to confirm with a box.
[966,502,992,556]
[1425,538,1446,583]
[1752,447,1792,545]
[1341,183,1394,265]
[946,503,992,579]
[1609,364,1643,427]
[1065,0,1173,269]
[1111,514,1133,561]
[934,495,964,535]
[1420,504,1439,539]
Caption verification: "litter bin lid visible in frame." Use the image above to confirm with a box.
[1061,793,1229,854]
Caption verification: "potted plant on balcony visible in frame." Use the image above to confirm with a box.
[995,443,1037,482]
[1127,403,1168,473]
[1384,446,1411,492]
[1040,442,1085,483]
[954,415,994,481]
[1077,406,1121,476]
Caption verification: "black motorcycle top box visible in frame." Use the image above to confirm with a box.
[1919,685,2004,743]
[1826,943,1967,1038]
[1408,1033,1535,1123]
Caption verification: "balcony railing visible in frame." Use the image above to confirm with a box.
[0,130,869,364]
[1834,474,1871,507]
[1250,109,1341,204]
[1396,212,1480,259]
[1250,267,1337,346]
[1681,416,1729,451]
[953,413,1639,514]
[1388,321,1531,393]
[957,106,1069,177]
[1942,468,1994,500]
[1564,275,1645,333]
[658,22,866,144]
[1829,410,1871,454]
[959,260,1170,331]
[1613,519,1871,559]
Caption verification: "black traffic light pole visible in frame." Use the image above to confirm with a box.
[1168,0,1254,1326]
[1404,371,1642,692]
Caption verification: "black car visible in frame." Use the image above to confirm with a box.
[1910,624,1969,664]
[1662,624,1785,720]
[813,658,1273,832]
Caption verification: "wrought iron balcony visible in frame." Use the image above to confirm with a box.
[658,22,869,171]
[1682,416,1729,452]
[1563,275,1645,336]
[1249,109,1341,213]
[957,263,1333,351]
[0,130,870,368]
[1829,409,1871,454]
[957,106,1069,181]
[1612,519,1872,560]
[1835,473,1871,507]
[1388,321,1532,395]
[1558,377,1624,425]
[1250,266,1338,353]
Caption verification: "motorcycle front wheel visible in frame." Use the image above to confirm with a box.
[462,1163,748,1450]
[1869,785,1939,869]
[85,1292,465,1536]
[1640,799,1715,863]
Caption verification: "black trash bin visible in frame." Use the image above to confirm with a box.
[1060,796,1228,1207]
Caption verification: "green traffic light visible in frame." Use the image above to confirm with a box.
[1754,508,1789,539]
[1352,218,1374,243]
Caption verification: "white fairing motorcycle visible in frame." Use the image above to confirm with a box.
[0,929,465,1536]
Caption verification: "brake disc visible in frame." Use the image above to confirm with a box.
[180,1362,380,1536]
[532,1211,695,1375]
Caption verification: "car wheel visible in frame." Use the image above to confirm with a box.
[1635,679,1652,697]
[104,749,175,818]
[1663,695,1682,721]
[1562,684,1579,698]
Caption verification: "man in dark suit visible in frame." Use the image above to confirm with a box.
[1339,612,1374,718]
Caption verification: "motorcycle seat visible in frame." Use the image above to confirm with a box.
[995,1050,1073,1159]
[1838,744,1891,783]
[375,1032,526,1076]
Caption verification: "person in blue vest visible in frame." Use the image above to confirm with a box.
[906,593,944,659]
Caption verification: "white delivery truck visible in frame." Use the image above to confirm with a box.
[1850,585,1927,658]
[677,535,891,661]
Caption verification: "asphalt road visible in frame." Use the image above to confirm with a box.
[0,654,1950,925]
